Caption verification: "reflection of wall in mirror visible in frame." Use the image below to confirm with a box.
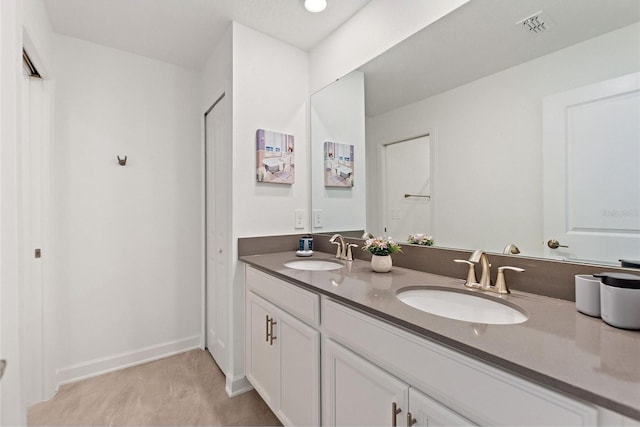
[324,141,354,187]
[311,70,365,231]
[365,23,639,257]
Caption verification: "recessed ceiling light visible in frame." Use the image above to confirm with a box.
[305,0,327,13]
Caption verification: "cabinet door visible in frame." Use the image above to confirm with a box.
[246,291,279,410]
[278,309,320,427]
[323,339,409,427]
[408,387,476,427]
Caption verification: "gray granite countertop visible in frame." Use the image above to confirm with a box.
[240,251,640,420]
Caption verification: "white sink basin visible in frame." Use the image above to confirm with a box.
[284,260,344,271]
[397,288,528,325]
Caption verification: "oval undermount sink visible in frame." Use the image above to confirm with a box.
[397,288,528,325]
[284,260,344,271]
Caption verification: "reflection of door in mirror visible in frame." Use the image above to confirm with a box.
[543,73,640,266]
[383,135,432,242]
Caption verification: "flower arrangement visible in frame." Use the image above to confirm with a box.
[362,236,402,256]
[407,233,434,246]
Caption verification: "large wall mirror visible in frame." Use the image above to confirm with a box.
[310,0,640,267]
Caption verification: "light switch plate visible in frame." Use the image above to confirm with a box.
[313,209,323,228]
[294,209,304,229]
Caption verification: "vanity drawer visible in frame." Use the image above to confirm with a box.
[322,297,597,426]
[245,266,320,327]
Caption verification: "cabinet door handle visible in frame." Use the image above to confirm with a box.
[269,318,277,345]
[265,315,270,342]
[407,412,416,426]
[391,402,402,427]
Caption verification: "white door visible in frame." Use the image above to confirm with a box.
[205,94,228,371]
[278,309,320,427]
[245,292,279,410]
[21,70,48,406]
[543,73,640,265]
[384,136,432,241]
[408,387,476,427]
[323,339,408,426]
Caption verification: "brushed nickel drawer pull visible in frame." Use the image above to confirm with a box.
[407,412,416,426]
[265,315,270,342]
[391,402,401,427]
[269,318,277,345]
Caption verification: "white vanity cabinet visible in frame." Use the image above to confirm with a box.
[322,298,598,427]
[323,338,474,427]
[242,260,636,426]
[245,266,320,427]
[409,387,477,427]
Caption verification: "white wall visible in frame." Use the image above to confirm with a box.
[229,21,309,392]
[202,26,232,112]
[231,22,310,238]
[48,34,202,388]
[23,0,54,75]
[366,23,640,257]
[309,0,470,93]
[311,70,366,232]
[1,0,26,423]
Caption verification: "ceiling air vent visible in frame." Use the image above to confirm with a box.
[517,11,552,34]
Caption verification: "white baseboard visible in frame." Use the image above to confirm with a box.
[55,335,202,388]
[226,374,253,397]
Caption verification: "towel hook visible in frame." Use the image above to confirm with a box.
[117,155,127,166]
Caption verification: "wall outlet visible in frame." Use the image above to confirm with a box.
[313,209,323,228]
[294,209,304,229]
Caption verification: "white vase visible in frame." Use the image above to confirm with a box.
[371,254,392,273]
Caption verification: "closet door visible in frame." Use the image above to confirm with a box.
[205,94,229,371]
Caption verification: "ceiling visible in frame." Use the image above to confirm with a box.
[360,0,640,116]
[43,0,371,70]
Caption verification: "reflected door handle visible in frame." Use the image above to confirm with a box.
[0,359,6,380]
[547,239,569,249]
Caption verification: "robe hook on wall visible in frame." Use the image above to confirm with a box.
[117,155,127,166]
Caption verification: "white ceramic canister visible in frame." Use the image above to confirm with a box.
[594,272,640,330]
[574,274,601,317]
[298,235,313,252]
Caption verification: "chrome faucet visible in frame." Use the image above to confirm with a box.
[454,249,524,294]
[329,234,358,261]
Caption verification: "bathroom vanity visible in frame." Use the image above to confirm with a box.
[240,249,640,427]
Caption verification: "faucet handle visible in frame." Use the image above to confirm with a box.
[454,259,478,286]
[494,266,525,294]
[346,243,358,261]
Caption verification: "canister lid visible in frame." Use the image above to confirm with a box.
[619,259,640,269]
[594,272,640,289]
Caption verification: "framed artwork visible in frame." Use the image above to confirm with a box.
[324,141,354,187]
[256,129,295,184]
